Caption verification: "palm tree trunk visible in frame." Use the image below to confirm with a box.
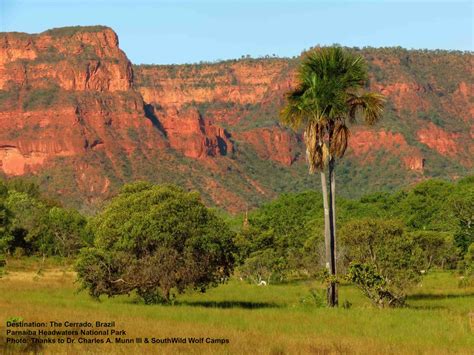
[320,172,332,305]
[329,158,339,306]
[327,158,338,307]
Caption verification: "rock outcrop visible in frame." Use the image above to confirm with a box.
[238,127,299,166]
[0,27,132,91]
[349,129,425,172]
[157,106,232,159]
[0,27,167,204]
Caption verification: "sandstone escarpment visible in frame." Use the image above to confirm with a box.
[0,26,472,211]
[136,50,473,176]
[135,60,292,108]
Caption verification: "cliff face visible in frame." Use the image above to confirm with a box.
[157,106,233,159]
[0,26,472,211]
[1,27,132,91]
[135,50,473,174]
[0,27,170,205]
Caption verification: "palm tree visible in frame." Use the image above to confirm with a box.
[280,47,385,307]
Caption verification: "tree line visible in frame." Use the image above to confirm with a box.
[0,177,472,307]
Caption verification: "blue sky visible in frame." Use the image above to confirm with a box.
[1,0,472,64]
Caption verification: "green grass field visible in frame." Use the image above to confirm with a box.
[0,258,473,354]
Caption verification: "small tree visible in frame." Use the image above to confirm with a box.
[0,184,10,273]
[458,243,473,287]
[75,182,235,303]
[451,179,474,255]
[238,249,287,284]
[0,201,13,254]
[4,190,49,256]
[233,192,326,280]
[340,219,423,307]
[411,231,456,270]
[45,207,92,257]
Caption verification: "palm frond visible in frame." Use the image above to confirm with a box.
[279,86,308,130]
[347,92,385,125]
[280,46,386,171]
[304,123,327,173]
[330,122,350,158]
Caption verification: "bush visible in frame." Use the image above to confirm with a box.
[75,182,235,303]
[347,262,405,308]
[0,180,89,257]
[45,207,92,257]
[451,180,474,255]
[340,219,423,307]
[458,243,474,287]
[233,191,325,281]
[299,288,326,308]
[0,200,13,253]
[4,190,49,255]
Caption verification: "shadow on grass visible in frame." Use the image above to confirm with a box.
[408,292,474,301]
[406,304,447,310]
[176,300,281,309]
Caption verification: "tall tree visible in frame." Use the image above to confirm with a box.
[280,47,385,306]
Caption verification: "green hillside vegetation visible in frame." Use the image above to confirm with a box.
[41,25,111,37]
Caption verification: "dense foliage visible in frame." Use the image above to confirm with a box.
[234,176,473,304]
[234,191,325,283]
[75,182,235,303]
[0,180,90,257]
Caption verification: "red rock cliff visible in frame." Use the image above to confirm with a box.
[0,27,472,211]
[0,27,169,204]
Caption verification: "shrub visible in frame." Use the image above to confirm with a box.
[4,191,49,256]
[347,262,405,308]
[340,219,423,307]
[234,191,325,281]
[458,243,474,287]
[0,201,13,253]
[451,179,474,255]
[44,207,92,257]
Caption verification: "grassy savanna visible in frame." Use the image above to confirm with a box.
[1,259,472,354]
